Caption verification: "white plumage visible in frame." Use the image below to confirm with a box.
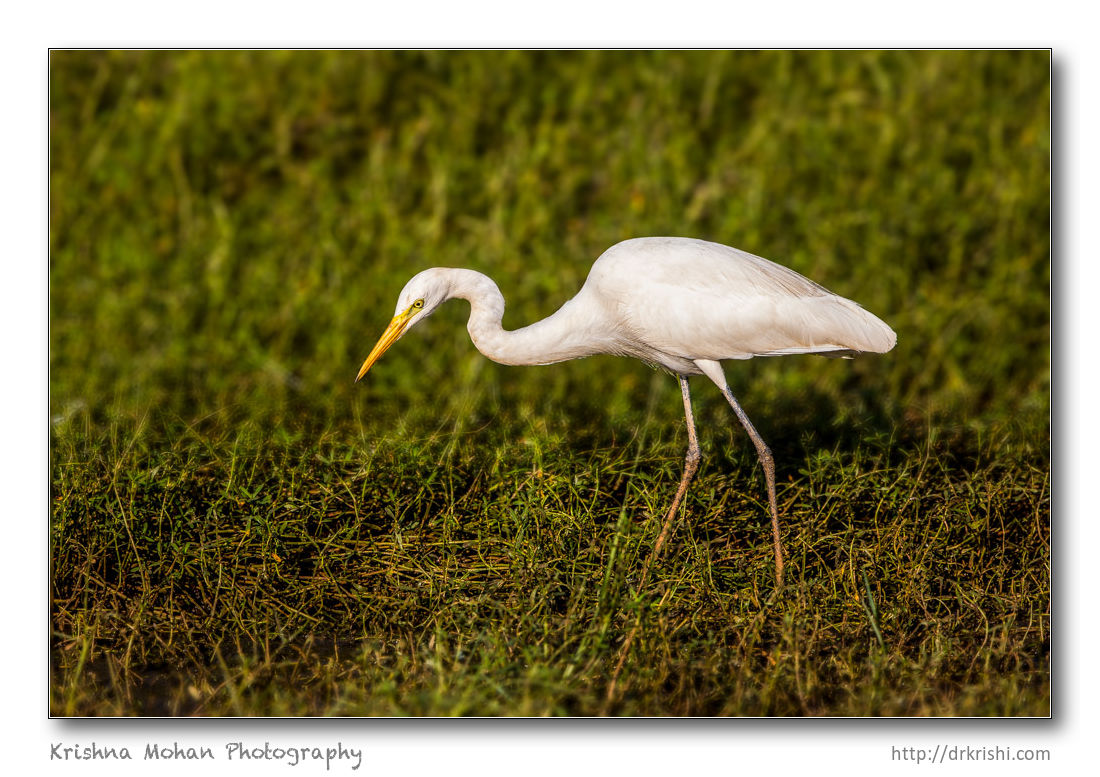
[356,236,896,586]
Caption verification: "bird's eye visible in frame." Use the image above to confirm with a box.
[413,299,424,309]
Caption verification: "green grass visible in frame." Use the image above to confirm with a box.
[50,50,1049,716]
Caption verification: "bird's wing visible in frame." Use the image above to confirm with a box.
[589,238,896,361]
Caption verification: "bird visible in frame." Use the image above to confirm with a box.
[355,236,896,587]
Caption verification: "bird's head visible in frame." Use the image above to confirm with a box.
[355,269,451,382]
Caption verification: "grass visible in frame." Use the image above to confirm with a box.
[49,50,1049,716]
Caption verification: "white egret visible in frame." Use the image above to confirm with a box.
[356,237,896,586]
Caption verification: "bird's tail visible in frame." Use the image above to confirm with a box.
[762,296,897,358]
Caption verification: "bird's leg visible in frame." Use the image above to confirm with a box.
[639,375,700,589]
[717,384,785,588]
[609,376,700,704]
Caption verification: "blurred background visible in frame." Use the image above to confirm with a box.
[49,50,1049,447]
[48,49,1050,717]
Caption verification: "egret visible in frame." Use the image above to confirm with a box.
[355,237,896,587]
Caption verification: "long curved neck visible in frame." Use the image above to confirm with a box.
[442,268,609,367]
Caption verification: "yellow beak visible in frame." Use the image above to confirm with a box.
[355,312,411,382]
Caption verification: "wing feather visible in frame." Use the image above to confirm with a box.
[586,237,896,362]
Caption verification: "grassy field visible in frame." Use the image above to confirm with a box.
[49,50,1049,716]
